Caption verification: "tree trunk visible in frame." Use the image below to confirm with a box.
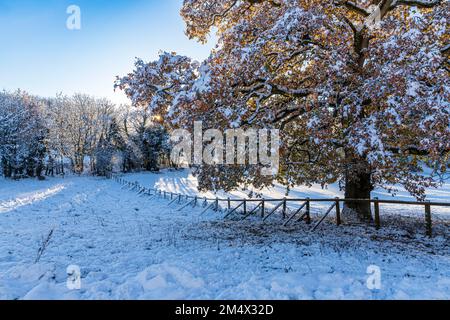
[73,155,84,174]
[344,160,374,221]
[3,162,12,178]
[60,156,65,176]
[36,158,44,179]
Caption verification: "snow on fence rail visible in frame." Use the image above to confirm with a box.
[107,173,450,238]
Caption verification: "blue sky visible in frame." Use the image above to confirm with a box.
[0,0,215,104]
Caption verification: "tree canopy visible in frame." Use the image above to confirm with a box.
[117,0,449,218]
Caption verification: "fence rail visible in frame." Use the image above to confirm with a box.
[107,173,450,238]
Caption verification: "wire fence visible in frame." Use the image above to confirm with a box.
[107,173,450,238]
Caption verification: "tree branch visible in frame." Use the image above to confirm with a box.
[442,43,450,54]
[335,1,371,16]
[394,0,442,8]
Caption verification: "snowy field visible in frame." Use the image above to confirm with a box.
[0,171,449,300]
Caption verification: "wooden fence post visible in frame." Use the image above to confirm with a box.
[243,200,247,216]
[227,198,231,210]
[335,198,341,226]
[215,197,219,211]
[282,198,287,219]
[261,199,265,218]
[374,197,381,230]
[306,198,311,224]
[425,202,432,237]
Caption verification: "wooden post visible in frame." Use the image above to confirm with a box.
[374,197,381,230]
[425,202,432,238]
[335,198,341,226]
[261,199,265,218]
[243,200,247,216]
[227,198,231,210]
[282,198,287,219]
[194,196,198,207]
[215,197,219,211]
[306,198,311,224]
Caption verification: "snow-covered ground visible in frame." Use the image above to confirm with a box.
[0,172,449,300]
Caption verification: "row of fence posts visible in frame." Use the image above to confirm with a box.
[372,197,432,237]
[106,173,435,237]
[108,174,317,227]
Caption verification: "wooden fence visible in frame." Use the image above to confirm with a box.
[107,173,450,238]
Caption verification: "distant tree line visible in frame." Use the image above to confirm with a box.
[0,90,172,179]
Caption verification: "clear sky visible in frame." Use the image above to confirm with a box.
[0,0,215,104]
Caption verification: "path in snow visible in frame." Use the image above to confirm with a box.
[0,175,448,300]
[0,185,66,214]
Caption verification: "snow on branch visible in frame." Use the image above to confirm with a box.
[394,0,443,8]
[442,43,450,54]
[334,1,371,16]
